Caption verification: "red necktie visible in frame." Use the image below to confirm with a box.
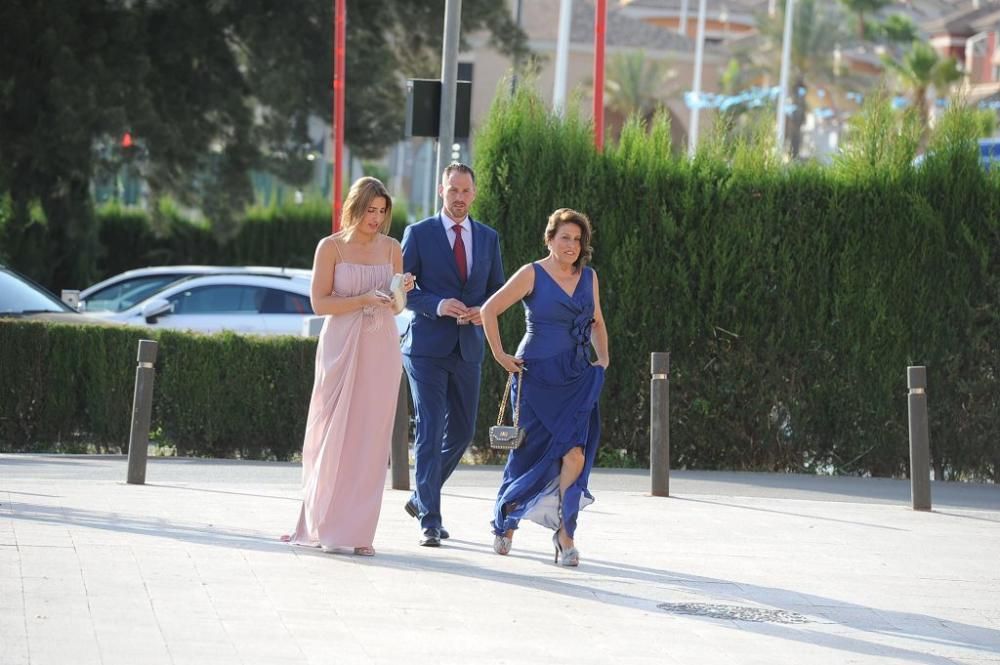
[452,224,467,283]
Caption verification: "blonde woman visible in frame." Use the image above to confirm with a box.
[288,177,413,556]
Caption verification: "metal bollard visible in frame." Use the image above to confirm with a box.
[390,373,411,491]
[126,340,159,485]
[907,366,931,510]
[650,352,671,497]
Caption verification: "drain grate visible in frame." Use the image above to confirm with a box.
[657,603,812,624]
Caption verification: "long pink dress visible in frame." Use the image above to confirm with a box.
[291,260,401,550]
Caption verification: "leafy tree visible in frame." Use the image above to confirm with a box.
[839,0,891,41]
[879,14,918,45]
[0,0,525,289]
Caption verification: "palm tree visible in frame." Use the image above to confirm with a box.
[839,0,891,41]
[603,50,677,124]
[882,41,961,131]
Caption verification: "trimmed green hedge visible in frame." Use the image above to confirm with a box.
[0,320,315,459]
[3,90,998,480]
[470,88,1000,480]
[8,199,410,291]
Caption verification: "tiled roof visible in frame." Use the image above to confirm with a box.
[520,0,696,52]
[923,2,1000,35]
[573,1,695,50]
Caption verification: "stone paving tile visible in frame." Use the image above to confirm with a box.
[2,455,998,665]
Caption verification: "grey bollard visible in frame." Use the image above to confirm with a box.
[390,373,411,491]
[907,366,931,510]
[650,352,671,497]
[126,340,159,485]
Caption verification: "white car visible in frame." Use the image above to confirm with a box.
[89,273,316,336]
[70,265,312,313]
[87,272,411,337]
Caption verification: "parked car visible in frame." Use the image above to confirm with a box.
[913,137,1000,170]
[0,265,119,325]
[71,265,312,313]
[86,273,316,335]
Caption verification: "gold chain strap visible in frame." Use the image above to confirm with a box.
[495,370,522,427]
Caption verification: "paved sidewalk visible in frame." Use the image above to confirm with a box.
[1,454,998,665]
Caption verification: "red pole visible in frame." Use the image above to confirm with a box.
[332,0,346,232]
[593,0,607,151]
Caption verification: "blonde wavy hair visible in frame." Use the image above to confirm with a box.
[340,177,393,236]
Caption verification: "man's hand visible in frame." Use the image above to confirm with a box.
[461,306,483,326]
[439,298,470,320]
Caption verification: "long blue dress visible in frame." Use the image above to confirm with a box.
[491,262,605,539]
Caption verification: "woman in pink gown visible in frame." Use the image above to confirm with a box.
[289,177,413,556]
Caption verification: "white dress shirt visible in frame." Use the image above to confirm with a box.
[436,212,473,317]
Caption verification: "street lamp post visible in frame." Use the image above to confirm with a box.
[688,0,708,158]
[775,0,795,160]
[594,0,607,150]
[553,0,573,114]
[332,0,346,231]
[435,0,463,193]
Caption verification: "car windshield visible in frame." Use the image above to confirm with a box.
[0,269,72,314]
[84,275,186,312]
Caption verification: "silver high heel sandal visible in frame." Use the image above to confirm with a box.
[494,504,516,555]
[552,530,579,567]
[493,533,512,555]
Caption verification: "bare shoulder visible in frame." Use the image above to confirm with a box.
[318,233,343,251]
[512,263,536,292]
[315,234,344,262]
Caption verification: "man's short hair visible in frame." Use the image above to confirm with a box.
[443,161,475,185]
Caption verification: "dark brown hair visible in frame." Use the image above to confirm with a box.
[544,208,594,271]
[442,161,476,185]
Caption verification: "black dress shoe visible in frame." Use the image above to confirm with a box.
[404,498,418,518]
[419,528,441,547]
[439,527,450,540]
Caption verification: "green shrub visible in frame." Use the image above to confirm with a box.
[0,320,315,459]
[4,88,998,480]
[470,86,999,480]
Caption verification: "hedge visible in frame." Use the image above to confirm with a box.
[0,320,315,459]
[2,90,998,480]
[5,198,410,292]
[470,88,999,480]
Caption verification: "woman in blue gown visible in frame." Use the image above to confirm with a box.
[480,209,610,567]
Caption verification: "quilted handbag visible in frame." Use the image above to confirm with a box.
[489,370,525,450]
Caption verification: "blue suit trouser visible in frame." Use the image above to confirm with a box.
[403,349,481,530]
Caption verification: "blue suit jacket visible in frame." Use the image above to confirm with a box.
[401,214,505,362]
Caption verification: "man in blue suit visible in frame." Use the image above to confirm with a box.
[401,162,505,547]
